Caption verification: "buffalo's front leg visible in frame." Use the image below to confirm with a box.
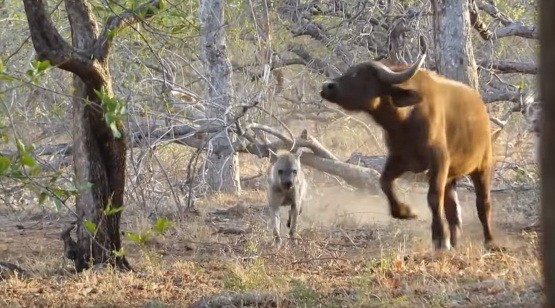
[428,148,450,251]
[380,156,417,219]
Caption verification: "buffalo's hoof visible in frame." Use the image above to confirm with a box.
[433,238,452,252]
[485,241,507,252]
[391,204,418,220]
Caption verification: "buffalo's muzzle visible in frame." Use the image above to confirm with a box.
[321,81,336,99]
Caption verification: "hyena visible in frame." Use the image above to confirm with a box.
[267,148,307,247]
[525,101,542,163]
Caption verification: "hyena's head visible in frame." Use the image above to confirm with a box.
[271,149,302,191]
[525,101,542,135]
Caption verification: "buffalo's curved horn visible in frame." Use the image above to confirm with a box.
[375,36,427,84]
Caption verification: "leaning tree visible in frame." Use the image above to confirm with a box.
[540,0,555,304]
[22,0,162,271]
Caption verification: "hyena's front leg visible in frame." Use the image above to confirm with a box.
[288,203,300,241]
[269,204,282,248]
[268,195,281,247]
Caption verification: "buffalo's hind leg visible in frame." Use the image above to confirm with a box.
[444,179,462,248]
[470,168,502,251]
[381,156,417,219]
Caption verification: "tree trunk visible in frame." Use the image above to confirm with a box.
[540,0,555,305]
[199,0,241,193]
[431,0,479,89]
[22,0,161,272]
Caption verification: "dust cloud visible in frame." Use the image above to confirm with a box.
[283,182,532,249]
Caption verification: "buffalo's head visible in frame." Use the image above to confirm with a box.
[321,37,427,111]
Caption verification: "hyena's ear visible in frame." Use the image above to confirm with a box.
[268,149,278,164]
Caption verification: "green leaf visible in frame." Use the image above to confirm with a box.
[35,59,52,72]
[0,73,13,82]
[0,155,12,175]
[152,217,173,235]
[110,122,122,138]
[124,231,150,245]
[29,165,41,176]
[21,153,36,167]
[25,59,51,82]
[112,247,126,257]
[0,133,8,144]
[48,171,62,184]
[84,219,97,234]
[16,139,25,153]
[38,192,48,205]
[171,24,186,34]
[53,198,64,212]
[103,202,124,216]
[52,187,69,198]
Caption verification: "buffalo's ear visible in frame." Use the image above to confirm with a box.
[389,86,422,107]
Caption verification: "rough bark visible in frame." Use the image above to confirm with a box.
[199,0,241,193]
[22,0,161,272]
[432,0,479,89]
[540,0,555,305]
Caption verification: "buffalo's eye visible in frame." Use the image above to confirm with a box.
[278,170,283,175]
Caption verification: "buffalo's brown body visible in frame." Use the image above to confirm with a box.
[320,39,497,251]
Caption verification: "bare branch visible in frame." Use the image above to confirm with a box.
[481,90,525,103]
[477,0,513,26]
[495,23,538,40]
[287,44,340,77]
[477,0,538,39]
[278,0,354,65]
[469,0,493,40]
[232,56,306,82]
[478,59,538,74]
[95,0,163,59]
[489,116,507,128]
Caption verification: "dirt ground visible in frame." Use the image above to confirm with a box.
[0,183,544,307]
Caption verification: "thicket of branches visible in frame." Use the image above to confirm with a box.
[0,0,539,251]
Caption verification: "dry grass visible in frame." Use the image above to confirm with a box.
[0,184,544,307]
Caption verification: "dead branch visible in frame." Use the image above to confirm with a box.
[495,23,538,40]
[482,90,526,104]
[190,291,286,308]
[94,0,163,60]
[278,0,354,66]
[477,0,538,40]
[0,262,26,280]
[470,0,493,40]
[248,124,337,160]
[287,43,341,77]
[478,59,538,75]
[61,223,78,261]
[477,0,513,26]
